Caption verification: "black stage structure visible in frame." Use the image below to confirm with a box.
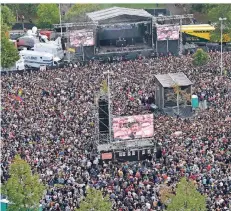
[53,7,155,62]
[87,7,154,58]
[98,139,162,162]
[53,7,194,61]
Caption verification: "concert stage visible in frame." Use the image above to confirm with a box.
[96,43,153,55]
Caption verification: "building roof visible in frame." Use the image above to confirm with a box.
[155,72,193,88]
[181,24,215,31]
[86,7,153,23]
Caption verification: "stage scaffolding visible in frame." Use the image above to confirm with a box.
[92,72,114,145]
[152,14,194,55]
[97,138,159,158]
[53,22,97,62]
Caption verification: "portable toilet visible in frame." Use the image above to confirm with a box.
[191,95,199,108]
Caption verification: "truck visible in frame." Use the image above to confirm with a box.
[33,37,64,60]
[33,43,64,60]
[19,50,64,69]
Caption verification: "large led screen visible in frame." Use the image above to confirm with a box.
[156,25,180,41]
[70,29,94,47]
[113,114,154,140]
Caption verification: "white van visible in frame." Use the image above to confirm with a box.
[33,43,64,60]
[19,50,62,69]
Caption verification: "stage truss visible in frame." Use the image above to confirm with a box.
[92,90,113,145]
[97,138,159,153]
[152,14,194,55]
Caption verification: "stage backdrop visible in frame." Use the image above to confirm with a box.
[156,25,180,41]
[113,114,154,140]
[70,29,94,47]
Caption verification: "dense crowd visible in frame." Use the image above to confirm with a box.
[1,51,231,211]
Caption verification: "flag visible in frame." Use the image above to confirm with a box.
[18,89,23,97]
[12,95,23,102]
[67,48,75,53]
[100,80,108,94]
[138,90,143,95]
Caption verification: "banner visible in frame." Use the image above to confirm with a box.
[67,48,76,53]
[40,65,46,71]
[70,29,94,47]
[101,153,112,160]
[156,25,180,41]
[113,114,154,140]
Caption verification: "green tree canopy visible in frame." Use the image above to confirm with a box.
[7,4,38,21]
[166,177,207,211]
[77,188,112,211]
[192,48,209,66]
[190,4,216,13]
[100,80,108,95]
[2,155,46,211]
[36,4,59,28]
[1,5,16,27]
[65,4,100,22]
[1,6,19,69]
[207,4,231,42]
[1,35,20,69]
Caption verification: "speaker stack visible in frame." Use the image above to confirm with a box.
[98,98,109,134]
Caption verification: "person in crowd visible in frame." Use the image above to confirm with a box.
[1,51,231,211]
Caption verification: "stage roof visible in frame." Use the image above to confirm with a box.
[86,7,153,23]
[155,72,193,88]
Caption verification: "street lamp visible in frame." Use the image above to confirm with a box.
[59,4,63,37]
[219,17,227,76]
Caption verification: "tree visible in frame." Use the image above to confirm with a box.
[168,83,191,115]
[207,5,231,42]
[166,177,207,211]
[1,34,20,68]
[1,5,16,27]
[78,188,112,211]
[159,185,174,205]
[36,4,59,29]
[190,4,216,13]
[192,48,209,66]
[6,4,20,21]
[100,80,108,95]
[8,4,39,21]
[172,83,181,115]
[1,6,19,69]
[65,4,100,22]
[2,155,46,211]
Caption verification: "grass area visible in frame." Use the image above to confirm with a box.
[98,4,165,9]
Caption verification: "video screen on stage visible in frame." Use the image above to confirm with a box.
[70,29,94,47]
[113,114,154,140]
[156,25,180,41]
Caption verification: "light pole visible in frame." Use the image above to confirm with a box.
[103,70,113,143]
[219,17,227,76]
[179,18,183,56]
[59,4,63,37]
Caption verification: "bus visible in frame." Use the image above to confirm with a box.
[181,24,231,44]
